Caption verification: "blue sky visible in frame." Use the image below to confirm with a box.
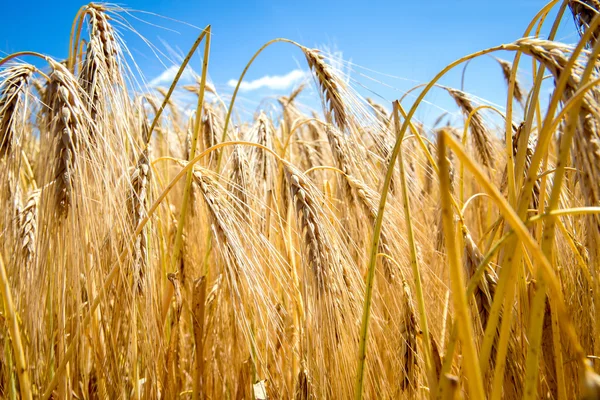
[0,1,581,127]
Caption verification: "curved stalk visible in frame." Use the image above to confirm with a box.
[216,38,300,172]
[524,14,600,399]
[442,130,584,361]
[0,52,48,67]
[354,41,524,400]
[506,0,562,206]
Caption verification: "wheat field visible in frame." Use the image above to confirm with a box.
[1,1,600,399]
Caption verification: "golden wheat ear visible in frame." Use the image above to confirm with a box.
[569,0,600,48]
[399,279,419,392]
[255,112,272,181]
[19,189,40,267]
[228,145,251,219]
[447,88,495,168]
[284,166,330,291]
[345,174,395,282]
[46,60,91,217]
[202,106,218,167]
[79,4,123,122]
[302,47,347,131]
[0,65,34,158]
[366,97,389,124]
[280,83,306,107]
[494,58,524,106]
[128,145,151,287]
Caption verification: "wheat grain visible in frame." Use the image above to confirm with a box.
[19,189,40,266]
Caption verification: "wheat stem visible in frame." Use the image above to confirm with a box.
[0,252,32,400]
[393,101,437,395]
[442,130,585,364]
[505,0,563,206]
[524,15,600,398]
[438,131,486,399]
[160,26,210,322]
[354,42,525,400]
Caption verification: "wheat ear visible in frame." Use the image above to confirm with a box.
[447,88,495,167]
[302,48,347,131]
[0,65,34,158]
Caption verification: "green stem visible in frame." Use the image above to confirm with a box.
[437,131,486,399]
[479,3,585,379]
[506,0,561,206]
[442,131,584,363]
[524,12,600,398]
[393,102,437,396]
[354,42,520,400]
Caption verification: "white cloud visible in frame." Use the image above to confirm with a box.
[149,65,197,87]
[227,69,307,92]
